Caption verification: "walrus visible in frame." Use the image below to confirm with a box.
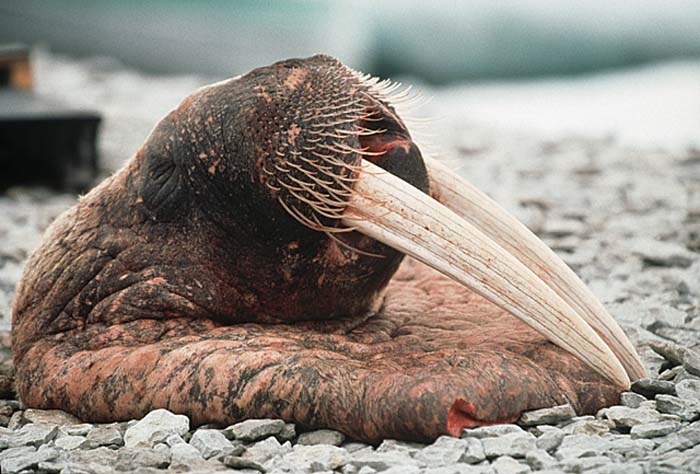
[11,55,645,443]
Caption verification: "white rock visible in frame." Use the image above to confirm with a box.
[0,445,59,474]
[243,436,291,464]
[277,444,349,473]
[492,455,531,474]
[535,427,564,452]
[168,442,209,468]
[297,429,345,446]
[629,238,694,268]
[525,449,557,470]
[415,435,485,465]
[462,424,524,439]
[54,434,88,450]
[482,432,536,459]
[676,379,700,401]
[600,405,664,429]
[630,420,681,439]
[189,428,234,459]
[123,409,189,448]
[555,434,610,460]
[224,418,285,441]
[22,409,82,426]
[7,424,58,448]
[376,439,424,456]
[519,404,576,426]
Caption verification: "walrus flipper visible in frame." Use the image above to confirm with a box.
[15,261,618,443]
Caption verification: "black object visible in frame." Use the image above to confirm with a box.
[0,91,101,191]
[0,44,101,192]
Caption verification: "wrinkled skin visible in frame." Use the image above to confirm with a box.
[12,55,619,443]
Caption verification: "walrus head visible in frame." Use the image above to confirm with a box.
[135,54,643,388]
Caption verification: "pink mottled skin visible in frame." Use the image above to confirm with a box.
[12,55,619,443]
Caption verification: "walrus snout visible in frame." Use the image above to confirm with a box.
[133,54,640,384]
[12,54,644,441]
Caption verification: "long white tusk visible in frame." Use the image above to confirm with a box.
[342,159,630,388]
[425,158,646,381]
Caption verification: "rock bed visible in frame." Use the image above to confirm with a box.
[1,52,700,472]
[1,365,699,474]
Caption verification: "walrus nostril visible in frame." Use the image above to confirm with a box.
[358,103,429,195]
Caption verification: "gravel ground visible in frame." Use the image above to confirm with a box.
[1,51,700,473]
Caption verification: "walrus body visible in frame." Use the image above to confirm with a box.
[12,55,621,442]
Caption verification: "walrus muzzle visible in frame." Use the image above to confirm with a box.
[11,54,644,442]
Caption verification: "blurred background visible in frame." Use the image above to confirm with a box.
[1,0,700,339]
[1,0,700,181]
[3,0,700,82]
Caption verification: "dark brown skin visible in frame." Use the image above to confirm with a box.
[12,55,619,443]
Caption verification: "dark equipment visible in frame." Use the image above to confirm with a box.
[0,44,101,192]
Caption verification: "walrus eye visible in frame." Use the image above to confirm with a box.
[342,157,643,389]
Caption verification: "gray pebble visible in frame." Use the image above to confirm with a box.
[349,450,422,471]
[600,405,665,429]
[462,424,524,439]
[607,435,655,458]
[524,449,558,470]
[53,434,88,450]
[355,466,376,474]
[279,444,350,472]
[534,427,564,452]
[167,435,207,468]
[381,466,421,474]
[658,365,685,381]
[558,416,612,436]
[415,435,485,465]
[85,425,123,447]
[649,340,700,377]
[277,422,297,442]
[482,432,536,459]
[222,455,265,472]
[115,446,171,470]
[189,428,234,459]
[376,439,424,456]
[620,391,647,408]
[519,404,576,426]
[7,423,58,448]
[243,436,291,464]
[22,408,82,426]
[555,434,610,460]
[225,419,286,441]
[675,368,700,384]
[629,238,694,268]
[631,378,677,398]
[655,394,700,421]
[297,429,345,446]
[492,455,531,474]
[60,423,94,437]
[559,455,611,472]
[654,425,700,454]
[630,420,681,438]
[0,445,59,474]
[123,409,189,448]
[422,465,491,474]
[675,378,700,401]
[343,441,372,453]
[43,445,118,472]
[7,411,25,430]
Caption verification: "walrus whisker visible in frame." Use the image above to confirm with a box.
[12,54,629,443]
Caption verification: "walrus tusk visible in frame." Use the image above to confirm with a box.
[342,159,630,389]
[424,158,646,382]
